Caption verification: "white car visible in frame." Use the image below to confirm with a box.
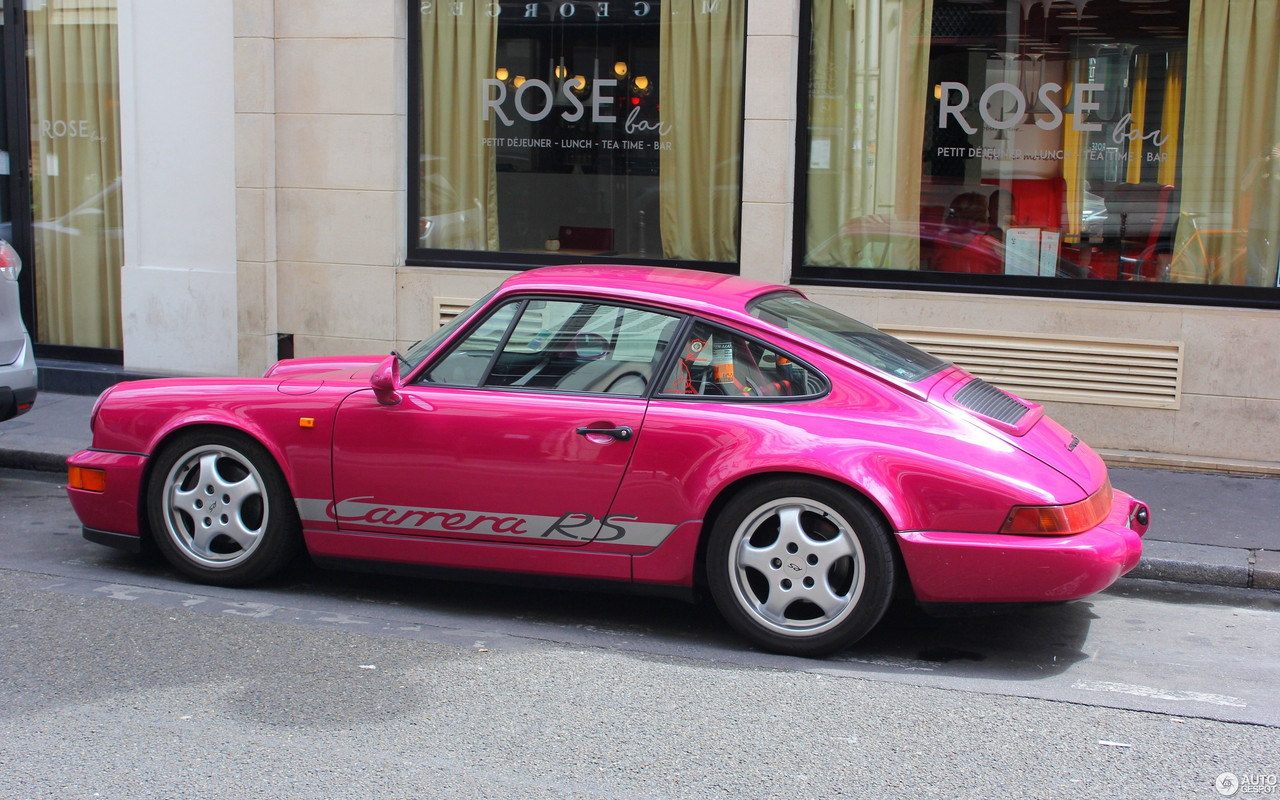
[0,239,37,421]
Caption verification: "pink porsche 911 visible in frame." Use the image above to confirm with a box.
[67,265,1149,656]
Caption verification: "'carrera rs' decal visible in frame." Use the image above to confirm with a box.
[295,498,676,547]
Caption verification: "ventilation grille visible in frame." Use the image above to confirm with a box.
[879,326,1184,410]
[953,378,1031,424]
[433,297,477,329]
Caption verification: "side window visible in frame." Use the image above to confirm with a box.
[422,297,680,396]
[418,301,520,386]
[659,322,827,399]
[488,300,679,396]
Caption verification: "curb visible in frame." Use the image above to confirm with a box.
[0,449,67,474]
[1128,540,1280,591]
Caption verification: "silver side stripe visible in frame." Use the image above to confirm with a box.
[295,497,677,548]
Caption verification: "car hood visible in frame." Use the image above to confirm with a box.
[926,367,1106,496]
[263,355,386,382]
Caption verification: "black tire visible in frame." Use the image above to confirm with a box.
[707,477,896,657]
[146,429,301,586]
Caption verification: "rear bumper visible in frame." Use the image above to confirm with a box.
[0,385,36,421]
[0,332,37,421]
[66,449,148,542]
[897,490,1148,604]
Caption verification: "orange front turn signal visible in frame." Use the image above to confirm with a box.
[68,466,107,493]
[1000,479,1113,536]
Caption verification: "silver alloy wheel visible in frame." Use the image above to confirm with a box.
[727,496,866,638]
[160,443,270,569]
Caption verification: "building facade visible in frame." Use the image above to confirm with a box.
[9,0,1280,467]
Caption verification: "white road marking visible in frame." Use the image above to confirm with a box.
[1072,680,1247,708]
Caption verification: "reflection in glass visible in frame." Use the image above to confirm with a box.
[28,0,123,347]
[415,0,744,264]
[802,0,1280,290]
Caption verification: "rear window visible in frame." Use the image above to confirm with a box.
[748,293,947,383]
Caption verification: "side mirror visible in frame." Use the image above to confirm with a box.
[371,355,402,406]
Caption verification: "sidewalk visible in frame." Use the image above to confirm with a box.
[2,392,1278,592]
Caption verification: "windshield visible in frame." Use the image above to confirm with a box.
[748,293,947,383]
[401,288,500,370]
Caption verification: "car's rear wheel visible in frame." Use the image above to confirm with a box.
[147,430,300,586]
[707,478,895,657]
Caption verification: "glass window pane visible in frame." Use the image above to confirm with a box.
[27,1,123,347]
[414,0,745,264]
[403,288,501,370]
[420,300,520,386]
[749,293,945,382]
[802,0,1280,291]
[485,299,678,394]
[660,320,828,398]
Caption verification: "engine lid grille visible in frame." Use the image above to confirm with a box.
[953,377,1031,425]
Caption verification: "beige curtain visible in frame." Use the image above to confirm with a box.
[420,2,499,250]
[658,0,744,262]
[1172,0,1280,285]
[805,0,933,268]
[28,1,122,348]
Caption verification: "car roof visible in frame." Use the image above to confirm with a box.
[498,265,793,318]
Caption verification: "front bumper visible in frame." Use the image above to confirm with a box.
[66,449,149,544]
[896,489,1148,604]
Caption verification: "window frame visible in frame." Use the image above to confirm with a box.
[405,0,749,276]
[789,0,1280,311]
[411,291,831,403]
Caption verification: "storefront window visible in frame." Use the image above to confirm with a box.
[412,0,744,266]
[28,0,123,348]
[800,0,1280,298]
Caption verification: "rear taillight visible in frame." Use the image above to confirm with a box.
[1000,479,1113,536]
[0,239,19,281]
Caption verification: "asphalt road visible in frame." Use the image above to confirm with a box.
[2,469,1278,799]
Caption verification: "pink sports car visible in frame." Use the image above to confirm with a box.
[67,265,1149,656]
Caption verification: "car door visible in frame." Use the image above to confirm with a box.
[331,296,681,547]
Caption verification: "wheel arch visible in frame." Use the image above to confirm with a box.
[693,470,908,596]
[136,422,298,546]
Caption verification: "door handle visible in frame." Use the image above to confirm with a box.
[575,425,634,442]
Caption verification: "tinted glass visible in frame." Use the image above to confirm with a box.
[659,320,828,398]
[750,293,947,382]
[418,299,520,386]
[421,297,679,395]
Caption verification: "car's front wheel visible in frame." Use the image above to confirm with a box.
[707,478,896,657]
[147,429,300,586]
